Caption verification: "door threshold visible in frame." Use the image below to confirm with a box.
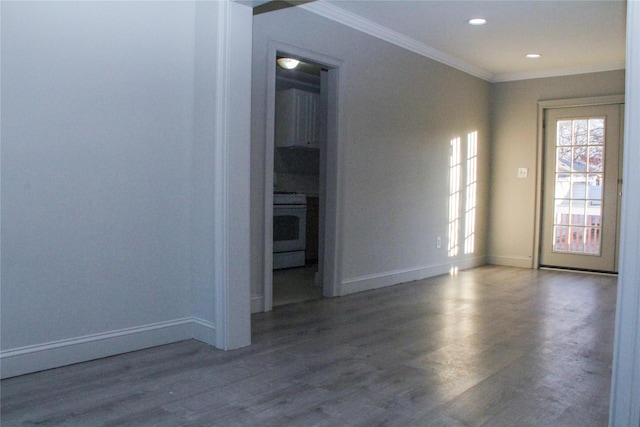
[540,266,618,276]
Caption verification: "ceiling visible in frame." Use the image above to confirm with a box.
[283,0,627,82]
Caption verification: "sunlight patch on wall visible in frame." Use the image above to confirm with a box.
[448,137,461,257]
[464,131,477,254]
[449,131,478,258]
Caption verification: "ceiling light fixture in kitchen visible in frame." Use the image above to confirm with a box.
[526,53,541,59]
[277,58,300,69]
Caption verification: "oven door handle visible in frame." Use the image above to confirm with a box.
[273,204,307,210]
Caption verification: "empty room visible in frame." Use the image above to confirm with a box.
[2,1,639,425]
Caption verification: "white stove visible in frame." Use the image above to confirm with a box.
[273,193,307,269]
[273,193,307,205]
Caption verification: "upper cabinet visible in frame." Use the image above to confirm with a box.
[275,88,324,149]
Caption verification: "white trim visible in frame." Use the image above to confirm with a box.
[251,294,265,314]
[233,0,270,7]
[212,0,252,349]
[0,318,199,379]
[487,256,533,269]
[533,95,625,270]
[341,257,486,296]
[213,0,231,350]
[263,46,277,312]
[191,317,217,345]
[493,61,626,83]
[299,1,493,82]
[610,1,640,425]
[262,41,345,309]
[299,0,624,83]
[537,95,625,110]
[322,62,345,298]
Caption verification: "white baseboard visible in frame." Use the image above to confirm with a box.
[0,318,214,379]
[2,257,495,379]
[190,317,217,346]
[341,257,487,296]
[251,295,265,313]
[487,255,533,268]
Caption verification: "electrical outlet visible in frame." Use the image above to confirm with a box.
[436,237,441,249]
[518,167,528,178]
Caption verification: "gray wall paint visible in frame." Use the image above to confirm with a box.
[1,0,252,376]
[251,7,491,305]
[489,70,625,267]
[1,2,195,349]
[191,1,219,330]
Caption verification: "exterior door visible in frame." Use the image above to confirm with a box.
[540,104,623,272]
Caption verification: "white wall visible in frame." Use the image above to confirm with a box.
[1,0,253,377]
[251,7,491,307]
[488,70,625,268]
[1,2,195,376]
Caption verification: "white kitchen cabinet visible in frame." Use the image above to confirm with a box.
[275,88,323,149]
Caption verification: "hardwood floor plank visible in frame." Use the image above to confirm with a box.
[1,266,616,426]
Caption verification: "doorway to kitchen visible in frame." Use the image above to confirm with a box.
[537,97,624,273]
[263,44,342,310]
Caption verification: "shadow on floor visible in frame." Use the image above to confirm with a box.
[273,263,322,306]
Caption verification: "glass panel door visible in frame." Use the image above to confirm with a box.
[540,104,622,272]
[551,118,604,255]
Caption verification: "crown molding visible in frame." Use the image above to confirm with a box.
[299,1,625,83]
[299,0,494,82]
[492,60,626,83]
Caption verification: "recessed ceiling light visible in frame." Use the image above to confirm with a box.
[468,18,487,26]
[526,53,541,59]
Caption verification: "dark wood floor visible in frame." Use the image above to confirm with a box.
[1,266,617,426]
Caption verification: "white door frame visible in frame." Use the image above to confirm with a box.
[533,95,624,270]
[610,2,640,424]
[263,41,344,311]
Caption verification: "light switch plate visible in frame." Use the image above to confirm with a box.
[518,167,528,178]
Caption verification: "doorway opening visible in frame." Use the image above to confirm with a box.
[263,45,342,311]
[535,96,624,273]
